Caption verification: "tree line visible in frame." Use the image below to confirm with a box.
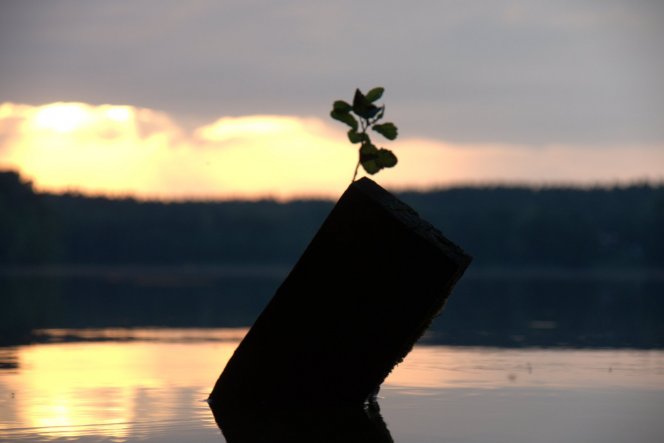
[2,169,663,267]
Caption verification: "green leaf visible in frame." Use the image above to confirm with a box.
[360,143,397,175]
[359,142,380,174]
[372,122,398,140]
[359,141,378,156]
[374,106,385,121]
[377,148,398,168]
[352,89,381,120]
[365,87,384,103]
[361,161,380,175]
[330,110,358,130]
[347,129,368,144]
[333,100,352,112]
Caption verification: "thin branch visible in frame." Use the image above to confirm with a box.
[352,158,361,182]
[352,117,369,182]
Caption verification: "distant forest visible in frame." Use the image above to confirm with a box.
[2,169,663,268]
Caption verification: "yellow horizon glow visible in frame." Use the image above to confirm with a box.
[1,101,662,200]
[32,103,94,133]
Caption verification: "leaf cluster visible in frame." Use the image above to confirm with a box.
[330,87,399,181]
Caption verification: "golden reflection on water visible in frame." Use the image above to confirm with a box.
[0,329,246,440]
[1,328,663,441]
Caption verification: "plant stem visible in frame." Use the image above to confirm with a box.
[352,159,360,182]
[351,117,369,182]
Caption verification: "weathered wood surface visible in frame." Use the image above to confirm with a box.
[209,177,471,412]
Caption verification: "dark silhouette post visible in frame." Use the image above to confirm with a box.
[210,404,394,443]
[209,177,471,414]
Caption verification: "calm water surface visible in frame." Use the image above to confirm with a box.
[1,328,663,442]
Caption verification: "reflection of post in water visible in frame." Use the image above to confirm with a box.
[209,402,394,443]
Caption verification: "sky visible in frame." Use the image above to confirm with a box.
[1,0,663,200]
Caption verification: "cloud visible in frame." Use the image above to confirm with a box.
[0,102,184,197]
[0,102,356,199]
[1,102,662,200]
[1,1,662,146]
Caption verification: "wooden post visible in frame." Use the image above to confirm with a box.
[209,177,471,412]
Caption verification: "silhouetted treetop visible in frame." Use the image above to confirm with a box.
[2,169,662,267]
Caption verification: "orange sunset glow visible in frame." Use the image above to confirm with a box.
[1,101,662,200]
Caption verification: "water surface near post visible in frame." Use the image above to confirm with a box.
[1,328,663,443]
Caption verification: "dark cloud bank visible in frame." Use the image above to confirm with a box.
[1,0,663,146]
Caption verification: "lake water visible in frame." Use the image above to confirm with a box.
[1,328,663,442]
[1,267,663,441]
